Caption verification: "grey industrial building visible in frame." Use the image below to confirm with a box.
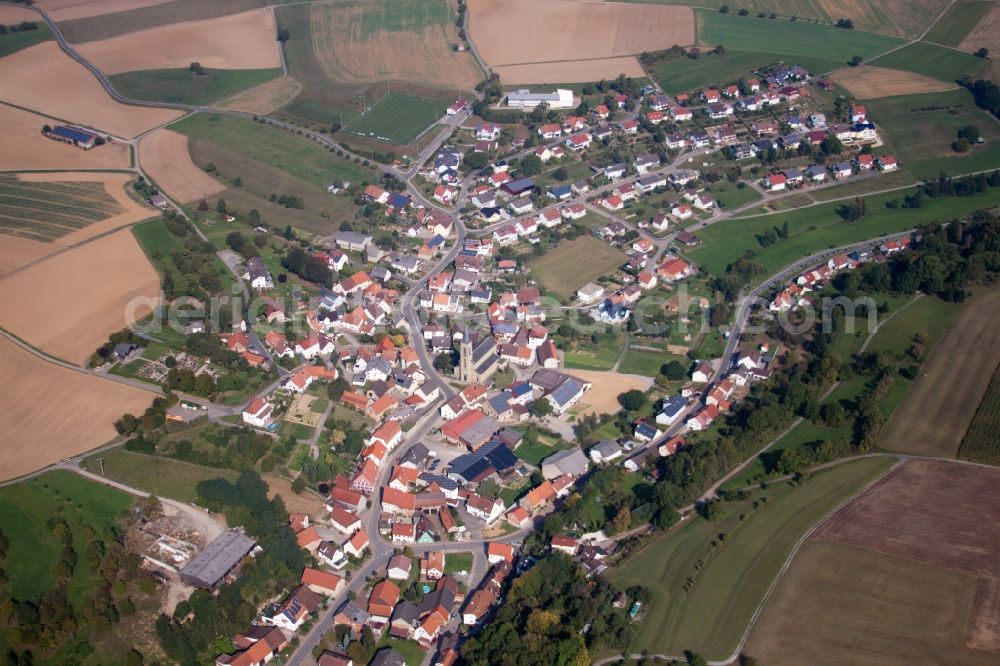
[179,529,258,590]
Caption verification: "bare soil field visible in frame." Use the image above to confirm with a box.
[216,75,303,114]
[310,1,482,91]
[0,42,182,138]
[567,369,653,417]
[263,475,326,516]
[0,104,131,170]
[0,227,160,364]
[495,57,646,85]
[0,5,38,22]
[76,9,281,74]
[468,0,694,68]
[746,459,1000,664]
[828,65,959,99]
[881,288,1000,457]
[0,336,153,482]
[0,236,53,279]
[35,0,174,22]
[960,4,1000,55]
[138,129,224,203]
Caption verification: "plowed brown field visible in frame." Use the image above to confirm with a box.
[216,75,303,114]
[828,65,959,99]
[0,42,182,138]
[76,9,281,73]
[0,226,160,364]
[495,57,646,85]
[35,0,174,22]
[960,4,1000,55]
[138,129,225,203]
[0,335,153,481]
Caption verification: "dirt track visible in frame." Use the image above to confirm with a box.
[76,9,281,73]
[0,336,153,481]
[881,288,1000,457]
[138,129,225,203]
[0,42,182,138]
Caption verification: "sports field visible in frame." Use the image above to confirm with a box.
[687,186,1000,277]
[528,236,627,299]
[870,41,984,83]
[923,1,994,46]
[746,459,1000,664]
[344,92,447,145]
[608,457,894,659]
[695,11,903,72]
[959,366,1000,465]
[110,67,281,105]
[881,288,1000,458]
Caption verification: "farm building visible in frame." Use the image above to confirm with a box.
[45,125,98,149]
[179,529,258,590]
[506,88,574,109]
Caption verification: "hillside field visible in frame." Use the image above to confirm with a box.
[111,67,281,106]
[608,457,894,659]
[56,0,270,43]
[344,92,448,145]
[923,1,994,46]
[870,41,984,83]
[82,447,238,503]
[746,459,1000,664]
[0,174,127,242]
[959,365,1000,464]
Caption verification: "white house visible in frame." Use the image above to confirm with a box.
[241,397,273,428]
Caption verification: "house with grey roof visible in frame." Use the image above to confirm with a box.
[541,448,589,479]
[589,440,623,463]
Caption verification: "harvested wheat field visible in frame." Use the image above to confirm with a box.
[468,0,693,69]
[264,475,326,516]
[216,75,303,114]
[310,0,482,90]
[0,236,54,279]
[35,0,174,22]
[960,3,1000,55]
[0,336,153,481]
[0,42,182,138]
[496,57,645,85]
[569,369,653,417]
[829,65,959,99]
[0,104,130,171]
[138,129,224,203]
[746,459,1000,665]
[881,288,1000,457]
[0,4,38,22]
[0,228,160,364]
[77,9,281,74]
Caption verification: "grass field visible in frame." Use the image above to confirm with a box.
[110,67,281,106]
[923,1,995,46]
[515,438,573,467]
[870,41,984,83]
[747,459,1000,664]
[865,89,1000,178]
[285,97,359,126]
[133,216,237,292]
[444,551,473,574]
[865,294,959,356]
[529,236,626,298]
[695,10,903,72]
[687,186,1000,277]
[81,447,238,503]
[651,49,838,93]
[608,456,894,659]
[881,288,1000,458]
[959,366,1000,464]
[0,470,132,604]
[563,333,626,372]
[343,92,447,145]
[0,174,126,242]
[57,0,271,43]
[0,23,50,58]
[172,113,374,186]
[628,0,946,38]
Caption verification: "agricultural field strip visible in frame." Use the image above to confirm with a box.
[0,176,127,241]
[959,365,1000,464]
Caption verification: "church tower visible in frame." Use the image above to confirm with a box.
[458,324,473,382]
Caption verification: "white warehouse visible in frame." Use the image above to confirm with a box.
[506,88,574,109]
